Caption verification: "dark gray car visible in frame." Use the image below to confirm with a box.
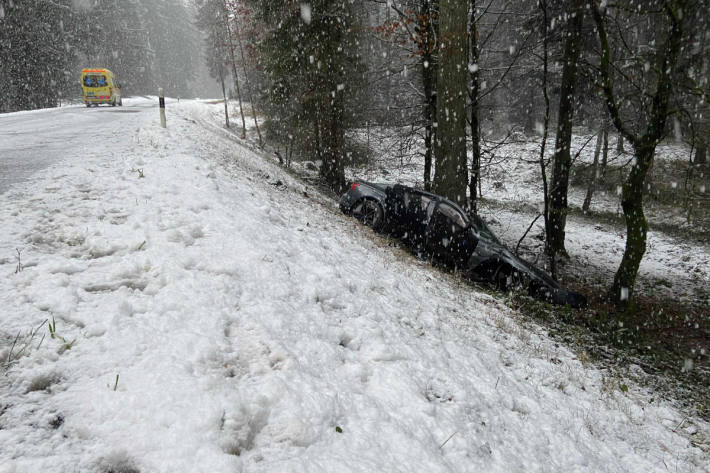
[340,181,586,308]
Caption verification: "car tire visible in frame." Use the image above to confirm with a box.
[353,199,384,232]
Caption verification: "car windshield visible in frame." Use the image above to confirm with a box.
[471,215,500,243]
[83,75,107,87]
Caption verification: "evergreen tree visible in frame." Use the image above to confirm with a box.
[196,0,233,125]
[248,0,363,191]
[0,0,81,112]
[80,0,153,94]
[144,0,201,96]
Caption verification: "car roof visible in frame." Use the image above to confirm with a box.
[354,181,469,217]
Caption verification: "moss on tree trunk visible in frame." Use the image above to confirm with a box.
[610,146,654,306]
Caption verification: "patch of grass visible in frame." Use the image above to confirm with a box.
[510,286,709,421]
[48,317,76,352]
[2,319,47,371]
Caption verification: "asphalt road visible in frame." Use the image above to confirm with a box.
[0,99,151,195]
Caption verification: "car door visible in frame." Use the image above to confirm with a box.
[383,184,408,236]
[400,191,433,248]
[383,185,435,246]
[425,202,477,266]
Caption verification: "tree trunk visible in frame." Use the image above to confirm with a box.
[222,0,247,139]
[422,56,435,192]
[232,6,263,148]
[695,140,707,164]
[469,0,481,214]
[583,124,608,212]
[318,95,346,192]
[610,146,654,305]
[616,134,624,153]
[432,0,468,207]
[538,0,554,279]
[548,0,584,256]
[582,127,604,212]
[524,87,536,135]
[419,0,437,192]
[218,62,229,128]
[423,86,435,191]
[592,1,685,308]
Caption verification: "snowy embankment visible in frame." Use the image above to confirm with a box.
[0,99,707,472]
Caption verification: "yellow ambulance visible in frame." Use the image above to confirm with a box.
[81,68,122,107]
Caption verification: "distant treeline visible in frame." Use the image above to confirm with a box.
[0,0,201,112]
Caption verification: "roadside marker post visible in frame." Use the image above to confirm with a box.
[159,88,166,128]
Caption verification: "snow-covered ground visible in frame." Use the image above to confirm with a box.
[1,99,708,472]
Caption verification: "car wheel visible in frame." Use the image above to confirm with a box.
[353,199,384,231]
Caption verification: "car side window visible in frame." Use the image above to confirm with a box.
[403,192,431,215]
[419,195,432,212]
[436,202,467,231]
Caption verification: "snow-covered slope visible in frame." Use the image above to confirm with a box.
[0,99,707,472]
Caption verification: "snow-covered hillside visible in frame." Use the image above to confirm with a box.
[0,99,707,472]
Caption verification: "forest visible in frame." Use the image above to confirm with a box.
[0,0,202,111]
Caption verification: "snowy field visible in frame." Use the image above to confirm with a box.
[1,98,708,472]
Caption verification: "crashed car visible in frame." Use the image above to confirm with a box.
[340,181,586,308]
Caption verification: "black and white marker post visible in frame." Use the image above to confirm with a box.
[159,88,166,128]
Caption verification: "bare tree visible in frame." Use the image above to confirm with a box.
[582,122,609,212]
[591,0,687,307]
[547,0,585,258]
[222,0,247,138]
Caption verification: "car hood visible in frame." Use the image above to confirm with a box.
[474,238,586,307]
[475,238,562,289]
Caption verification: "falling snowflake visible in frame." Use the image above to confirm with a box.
[683,358,694,372]
[300,3,312,24]
[620,287,629,301]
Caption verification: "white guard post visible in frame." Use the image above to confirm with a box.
[159,88,166,128]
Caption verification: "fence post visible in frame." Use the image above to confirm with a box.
[159,88,166,128]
